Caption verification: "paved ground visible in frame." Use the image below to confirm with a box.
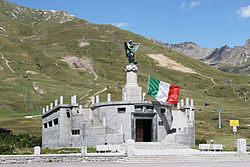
[3,161,250,167]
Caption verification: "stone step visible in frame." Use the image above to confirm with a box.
[134,142,189,149]
[134,148,199,156]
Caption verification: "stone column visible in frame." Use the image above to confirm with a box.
[79,105,83,112]
[73,95,77,104]
[237,138,247,154]
[60,96,63,104]
[96,95,100,103]
[81,146,86,156]
[91,97,95,104]
[34,146,40,155]
[50,103,53,110]
[177,102,180,109]
[190,99,194,107]
[185,98,189,107]
[126,139,135,157]
[46,105,49,112]
[107,93,111,102]
[180,99,184,107]
[54,100,58,107]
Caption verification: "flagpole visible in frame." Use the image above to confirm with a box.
[147,75,150,94]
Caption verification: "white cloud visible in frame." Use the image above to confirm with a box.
[112,22,128,28]
[237,5,250,19]
[181,1,201,11]
[190,1,200,8]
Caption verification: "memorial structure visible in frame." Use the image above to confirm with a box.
[42,41,195,149]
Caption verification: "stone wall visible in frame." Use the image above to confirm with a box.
[0,154,125,164]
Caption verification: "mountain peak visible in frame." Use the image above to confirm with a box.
[0,0,75,25]
[245,39,250,47]
[152,39,214,59]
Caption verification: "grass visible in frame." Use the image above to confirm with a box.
[41,148,80,154]
[0,0,249,151]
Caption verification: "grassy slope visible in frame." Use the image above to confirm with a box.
[0,0,249,148]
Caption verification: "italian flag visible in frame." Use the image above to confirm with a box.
[147,76,180,104]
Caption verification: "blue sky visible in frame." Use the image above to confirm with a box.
[7,0,250,48]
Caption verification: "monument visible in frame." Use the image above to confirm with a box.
[122,40,142,102]
[41,41,195,150]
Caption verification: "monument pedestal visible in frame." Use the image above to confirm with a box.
[122,64,142,102]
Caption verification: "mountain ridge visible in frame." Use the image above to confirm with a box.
[152,38,250,75]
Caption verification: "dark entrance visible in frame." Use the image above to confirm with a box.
[135,119,152,142]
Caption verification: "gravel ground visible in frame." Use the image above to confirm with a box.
[3,161,250,167]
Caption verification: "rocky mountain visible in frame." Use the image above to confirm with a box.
[152,39,213,59]
[152,39,250,75]
[0,0,249,143]
[0,0,75,25]
[203,40,250,74]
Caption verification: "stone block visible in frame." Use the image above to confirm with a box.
[126,139,135,157]
[34,146,40,155]
[237,138,247,154]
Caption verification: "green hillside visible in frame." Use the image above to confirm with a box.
[0,0,249,149]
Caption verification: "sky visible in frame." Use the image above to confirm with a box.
[6,0,250,48]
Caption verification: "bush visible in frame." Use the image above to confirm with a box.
[195,138,207,145]
[0,128,41,155]
[0,144,15,155]
[87,146,96,153]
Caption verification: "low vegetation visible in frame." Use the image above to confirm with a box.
[0,128,41,155]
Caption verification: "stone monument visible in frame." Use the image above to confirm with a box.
[122,40,142,102]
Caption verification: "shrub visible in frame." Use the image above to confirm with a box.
[0,144,15,155]
[195,138,207,145]
[0,128,41,154]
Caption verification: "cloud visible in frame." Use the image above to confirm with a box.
[181,1,201,11]
[190,1,200,8]
[112,22,128,28]
[237,5,250,19]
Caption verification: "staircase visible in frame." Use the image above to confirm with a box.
[133,139,197,156]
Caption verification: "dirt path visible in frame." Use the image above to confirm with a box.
[147,54,197,74]
[90,68,98,81]
[84,87,108,107]
[92,87,108,97]
[198,74,218,86]
[0,52,15,73]
[147,53,218,86]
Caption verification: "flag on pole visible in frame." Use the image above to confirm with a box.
[147,76,180,104]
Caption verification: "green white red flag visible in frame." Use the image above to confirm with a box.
[147,76,180,104]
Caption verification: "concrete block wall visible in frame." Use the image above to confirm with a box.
[92,103,134,141]
[175,127,195,147]
[83,130,124,146]
[172,98,195,147]
[172,110,189,133]
[59,108,73,147]
[42,109,60,148]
